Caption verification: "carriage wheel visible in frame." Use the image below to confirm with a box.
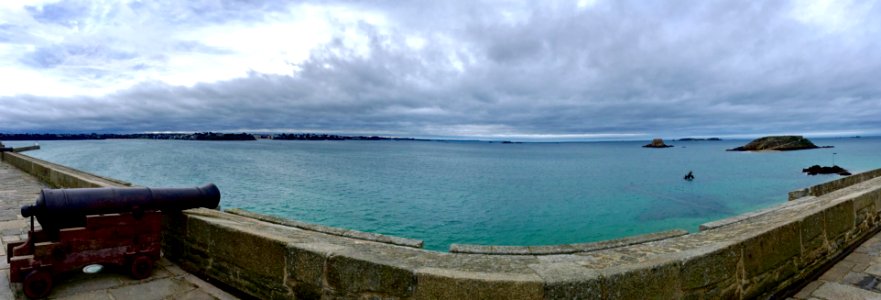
[129,255,154,280]
[23,269,53,299]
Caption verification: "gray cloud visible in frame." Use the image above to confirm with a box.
[2,0,880,139]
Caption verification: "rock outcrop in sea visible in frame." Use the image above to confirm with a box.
[727,135,825,151]
[803,165,852,176]
[643,138,673,148]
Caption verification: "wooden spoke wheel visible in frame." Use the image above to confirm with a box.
[23,269,53,299]
[130,256,154,280]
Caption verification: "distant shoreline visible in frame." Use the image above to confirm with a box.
[0,132,421,142]
[1,132,875,144]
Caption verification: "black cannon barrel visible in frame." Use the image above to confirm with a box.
[21,183,220,230]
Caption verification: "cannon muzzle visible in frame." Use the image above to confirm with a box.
[21,183,220,230]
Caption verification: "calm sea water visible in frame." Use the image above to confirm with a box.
[7,138,881,251]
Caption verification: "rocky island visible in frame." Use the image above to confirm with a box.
[803,165,852,176]
[643,138,674,148]
[727,135,829,151]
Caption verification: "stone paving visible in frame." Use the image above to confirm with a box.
[0,160,238,300]
[792,232,881,300]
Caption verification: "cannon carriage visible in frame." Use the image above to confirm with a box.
[6,184,220,298]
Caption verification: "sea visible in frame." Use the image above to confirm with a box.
[5,137,880,251]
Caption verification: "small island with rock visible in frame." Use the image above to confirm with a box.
[643,138,674,148]
[727,135,831,151]
[803,165,852,176]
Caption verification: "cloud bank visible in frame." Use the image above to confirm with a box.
[1,0,880,140]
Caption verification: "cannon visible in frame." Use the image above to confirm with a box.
[7,184,220,299]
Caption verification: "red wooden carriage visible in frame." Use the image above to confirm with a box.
[6,184,220,298]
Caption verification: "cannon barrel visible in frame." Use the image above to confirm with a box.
[21,183,220,230]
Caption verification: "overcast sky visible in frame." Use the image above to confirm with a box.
[1,0,879,140]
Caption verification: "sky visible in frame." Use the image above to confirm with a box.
[1,0,880,141]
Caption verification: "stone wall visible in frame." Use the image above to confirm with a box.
[12,145,40,153]
[789,168,881,200]
[4,151,881,299]
[0,151,129,188]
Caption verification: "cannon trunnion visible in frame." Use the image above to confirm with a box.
[7,184,220,299]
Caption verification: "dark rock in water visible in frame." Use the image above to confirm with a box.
[728,135,822,151]
[803,165,851,176]
[643,138,673,148]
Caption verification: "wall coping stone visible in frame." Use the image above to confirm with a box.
[1,151,130,187]
[449,229,688,255]
[789,167,881,200]
[699,195,818,231]
[12,145,40,152]
[225,208,425,248]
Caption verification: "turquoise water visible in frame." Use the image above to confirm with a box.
[7,138,881,251]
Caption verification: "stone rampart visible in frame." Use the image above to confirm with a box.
[4,151,881,299]
[0,151,130,188]
[449,229,688,255]
[789,168,881,200]
[12,145,41,152]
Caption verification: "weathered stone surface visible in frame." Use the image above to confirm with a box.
[741,222,801,298]
[825,201,856,243]
[285,242,341,298]
[527,262,602,299]
[800,212,828,264]
[326,249,416,297]
[810,282,881,300]
[48,273,125,298]
[208,224,287,279]
[679,245,740,290]
[412,268,543,300]
[603,260,682,300]
[107,277,197,300]
[450,229,686,255]
[0,270,15,300]
[742,221,800,276]
[854,192,879,230]
[194,217,289,299]
[228,208,424,248]
[802,168,881,199]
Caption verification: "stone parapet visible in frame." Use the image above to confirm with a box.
[226,208,425,249]
[0,151,130,188]
[789,168,881,200]
[4,151,881,299]
[12,145,40,153]
[449,229,688,255]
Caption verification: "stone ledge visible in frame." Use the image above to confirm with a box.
[226,208,425,248]
[449,229,688,255]
[11,145,39,153]
[789,168,881,200]
[0,152,130,188]
[700,195,817,231]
